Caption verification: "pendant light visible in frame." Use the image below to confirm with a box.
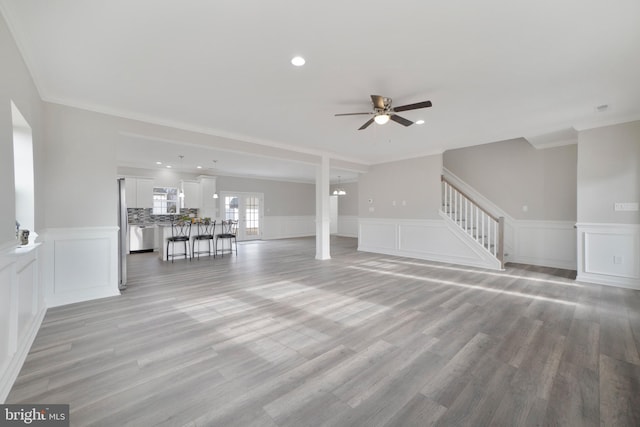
[178,155,185,199]
[332,176,346,196]
[212,160,219,199]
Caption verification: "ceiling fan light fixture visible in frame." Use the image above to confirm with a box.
[291,56,305,66]
[374,114,390,125]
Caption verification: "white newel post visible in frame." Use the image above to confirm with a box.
[315,156,331,260]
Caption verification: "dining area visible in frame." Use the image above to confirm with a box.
[159,219,238,262]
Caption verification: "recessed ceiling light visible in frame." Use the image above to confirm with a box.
[166,165,172,168]
[196,165,202,169]
[291,56,305,66]
[156,161,162,165]
[416,120,425,125]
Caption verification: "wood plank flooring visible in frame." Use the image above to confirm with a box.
[7,237,640,426]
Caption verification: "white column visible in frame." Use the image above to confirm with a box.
[315,156,331,260]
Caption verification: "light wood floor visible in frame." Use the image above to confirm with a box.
[8,237,640,426]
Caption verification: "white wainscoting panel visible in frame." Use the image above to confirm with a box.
[514,221,577,270]
[337,215,358,238]
[358,220,397,253]
[358,218,503,270]
[41,227,120,308]
[577,223,639,289]
[16,261,35,338]
[262,216,315,240]
[0,258,13,382]
[0,242,46,403]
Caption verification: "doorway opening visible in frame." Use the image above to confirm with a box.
[220,192,264,240]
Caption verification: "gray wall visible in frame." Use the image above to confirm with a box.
[577,120,640,224]
[443,138,577,221]
[0,15,45,244]
[359,154,442,219]
[44,104,119,228]
[331,181,358,216]
[217,176,315,216]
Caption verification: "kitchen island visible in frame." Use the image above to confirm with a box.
[158,224,215,261]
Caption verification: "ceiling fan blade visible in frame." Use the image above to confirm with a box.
[390,114,413,127]
[358,118,375,130]
[392,100,432,112]
[335,112,372,116]
[371,95,386,109]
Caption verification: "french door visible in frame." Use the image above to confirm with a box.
[220,192,263,240]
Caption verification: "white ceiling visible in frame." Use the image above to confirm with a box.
[2,1,640,181]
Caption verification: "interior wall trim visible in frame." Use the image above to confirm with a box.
[262,216,315,240]
[358,217,502,270]
[40,227,121,308]
[576,223,639,290]
[0,243,46,403]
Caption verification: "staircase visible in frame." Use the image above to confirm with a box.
[441,175,505,269]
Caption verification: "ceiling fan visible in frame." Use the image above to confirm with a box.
[335,95,432,130]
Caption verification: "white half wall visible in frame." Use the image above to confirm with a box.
[262,216,315,240]
[0,243,46,403]
[358,218,503,270]
[41,227,121,307]
[513,221,577,270]
[577,223,640,290]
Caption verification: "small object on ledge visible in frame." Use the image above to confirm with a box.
[19,229,30,246]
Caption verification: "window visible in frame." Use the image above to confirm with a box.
[153,187,179,214]
[224,196,239,220]
[12,101,34,243]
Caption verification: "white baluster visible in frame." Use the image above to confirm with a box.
[493,221,498,256]
[481,211,485,248]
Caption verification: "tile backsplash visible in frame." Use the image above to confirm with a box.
[127,208,199,224]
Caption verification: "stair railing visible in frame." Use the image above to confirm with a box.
[441,175,505,268]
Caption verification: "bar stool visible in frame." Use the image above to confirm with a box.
[215,220,238,257]
[192,220,216,259]
[167,220,191,263]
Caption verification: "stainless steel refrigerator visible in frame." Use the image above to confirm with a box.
[117,178,127,290]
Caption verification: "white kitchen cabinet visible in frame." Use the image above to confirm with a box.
[124,178,137,208]
[124,177,154,208]
[183,181,201,209]
[136,178,154,208]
